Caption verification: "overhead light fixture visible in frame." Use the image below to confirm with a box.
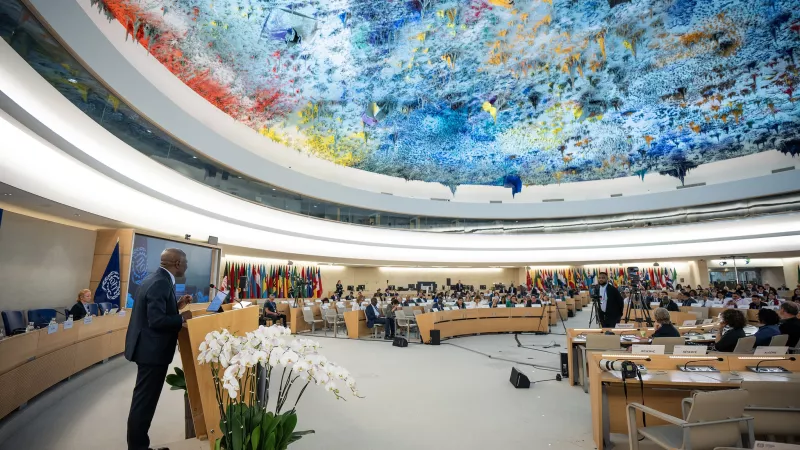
[719,262,727,266]
[68,78,77,83]
[653,262,660,267]
[74,213,81,217]
[192,156,197,159]
[1,193,11,196]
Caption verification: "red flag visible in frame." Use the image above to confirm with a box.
[315,267,323,298]
[526,270,532,290]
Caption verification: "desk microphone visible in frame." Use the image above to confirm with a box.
[684,357,724,371]
[755,356,796,372]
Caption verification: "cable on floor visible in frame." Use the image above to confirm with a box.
[442,342,561,372]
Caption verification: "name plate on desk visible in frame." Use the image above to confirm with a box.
[754,346,788,356]
[63,319,73,329]
[47,322,58,334]
[632,344,665,355]
[615,323,635,329]
[515,304,525,308]
[702,318,713,324]
[479,305,490,308]
[753,441,800,449]
[531,304,542,308]
[682,319,698,326]
[83,316,93,325]
[119,309,126,317]
[673,345,707,356]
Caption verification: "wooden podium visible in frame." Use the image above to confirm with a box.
[177,306,259,447]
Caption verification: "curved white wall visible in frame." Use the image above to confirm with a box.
[20,0,800,220]
[3,39,800,265]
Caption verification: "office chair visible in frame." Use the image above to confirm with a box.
[87,304,99,317]
[1,310,27,335]
[27,308,58,329]
[96,302,114,315]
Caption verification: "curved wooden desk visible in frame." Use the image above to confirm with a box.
[0,313,130,420]
[416,308,549,344]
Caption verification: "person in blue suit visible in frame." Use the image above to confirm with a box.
[365,297,395,339]
[431,297,446,311]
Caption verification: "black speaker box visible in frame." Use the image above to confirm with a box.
[207,236,218,245]
[392,336,408,347]
[446,278,451,286]
[510,367,530,388]
[560,352,569,379]
[430,329,440,345]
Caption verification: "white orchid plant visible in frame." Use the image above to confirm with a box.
[197,325,361,450]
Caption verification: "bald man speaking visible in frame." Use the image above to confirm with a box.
[125,248,194,450]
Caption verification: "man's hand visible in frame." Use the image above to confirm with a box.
[181,310,193,326]
[178,294,193,310]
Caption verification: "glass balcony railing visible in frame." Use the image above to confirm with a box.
[2,0,797,234]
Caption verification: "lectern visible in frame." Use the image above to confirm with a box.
[177,306,259,447]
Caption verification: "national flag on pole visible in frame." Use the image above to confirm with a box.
[315,267,323,298]
[95,240,122,307]
[526,270,532,290]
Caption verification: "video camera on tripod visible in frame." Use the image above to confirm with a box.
[623,266,653,326]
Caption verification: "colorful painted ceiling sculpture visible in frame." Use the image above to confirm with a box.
[92,0,800,191]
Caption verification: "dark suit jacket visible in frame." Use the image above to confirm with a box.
[69,301,89,321]
[364,304,383,328]
[124,268,183,366]
[603,284,624,320]
[455,283,464,292]
[780,317,800,348]
[666,300,681,312]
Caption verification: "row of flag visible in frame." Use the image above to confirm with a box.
[526,266,678,291]
[223,261,323,299]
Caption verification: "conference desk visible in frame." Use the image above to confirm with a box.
[567,324,759,391]
[0,313,130,420]
[416,307,549,344]
[588,353,800,450]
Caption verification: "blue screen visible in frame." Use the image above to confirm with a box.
[126,234,213,307]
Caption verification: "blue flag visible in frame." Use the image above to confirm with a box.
[95,241,122,307]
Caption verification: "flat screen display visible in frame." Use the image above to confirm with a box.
[126,234,214,307]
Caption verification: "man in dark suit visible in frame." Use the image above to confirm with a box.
[364,297,395,340]
[506,283,517,295]
[778,301,800,348]
[455,280,464,293]
[597,272,623,328]
[125,249,193,450]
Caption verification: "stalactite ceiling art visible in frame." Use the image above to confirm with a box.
[93,0,799,190]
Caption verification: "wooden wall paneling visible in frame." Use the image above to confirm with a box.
[0,331,39,376]
[73,333,112,373]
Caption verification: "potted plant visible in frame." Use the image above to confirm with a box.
[197,325,361,449]
[165,367,196,439]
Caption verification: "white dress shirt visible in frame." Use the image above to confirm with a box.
[600,284,608,312]
[371,305,381,318]
[160,267,176,286]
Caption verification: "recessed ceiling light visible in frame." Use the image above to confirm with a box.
[74,213,81,217]
[1,193,11,196]
[272,188,276,191]
[237,176,242,179]
[192,156,197,159]
[313,205,317,208]
[68,78,77,83]
[146,129,152,133]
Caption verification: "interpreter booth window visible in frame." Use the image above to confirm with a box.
[126,234,215,307]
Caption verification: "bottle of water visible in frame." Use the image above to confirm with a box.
[26,322,34,333]
[0,327,5,340]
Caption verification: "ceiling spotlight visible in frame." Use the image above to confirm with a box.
[192,156,197,159]
[74,213,81,217]
[1,193,11,196]
[719,262,728,266]
[68,78,77,83]
[653,262,660,266]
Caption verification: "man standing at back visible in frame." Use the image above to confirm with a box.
[125,248,193,450]
[597,271,624,328]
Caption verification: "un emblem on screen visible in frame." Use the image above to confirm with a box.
[102,271,121,300]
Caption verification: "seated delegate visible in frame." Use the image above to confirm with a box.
[778,301,800,347]
[652,307,680,338]
[749,295,765,309]
[69,288,95,320]
[364,297,395,340]
[262,295,287,327]
[753,308,781,347]
[714,309,747,352]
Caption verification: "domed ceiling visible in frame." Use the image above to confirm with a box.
[92,0,799,192]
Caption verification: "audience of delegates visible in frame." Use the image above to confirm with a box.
[778,301,800,348]
[69,288,95,321]
[455,298,466,309]
[652,308,681,338]
[714,309,747,352]
[753,309,782,347]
